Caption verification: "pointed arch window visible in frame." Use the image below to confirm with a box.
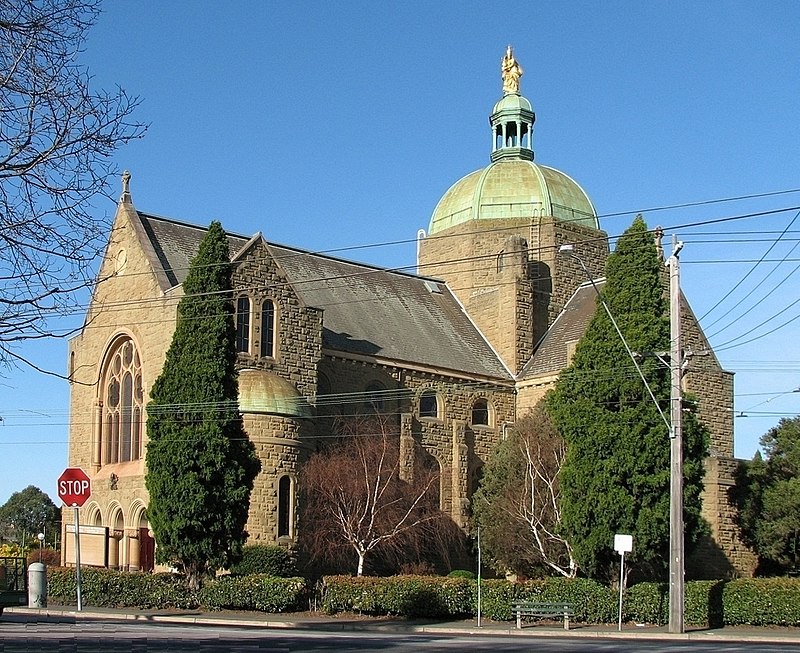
[236,296,251,353]
[260,299,276,358]
[100,338,143,464]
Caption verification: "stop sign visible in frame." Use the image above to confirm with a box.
[58,467,92,507]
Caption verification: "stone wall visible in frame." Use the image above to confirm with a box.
[66,213,327,563]
[317,356,515,528]
[242,413,312,545]
[689,456,758,577]
[232,240,323,401]
[418,215,608,375]
[65,203,177,568]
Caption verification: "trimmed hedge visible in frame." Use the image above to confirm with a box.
[622,579,800,627]
[229,545,298,578]
[199,575,306,612]
[624,580,724,626]
[320,575,473,617]
[320,575,616,622]
[723,578,800,626]
[321,575,800,627]
[48,567,198,609]
[45,568,800,626]
[47,567,305,613]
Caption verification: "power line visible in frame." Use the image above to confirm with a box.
[698,210,800,322]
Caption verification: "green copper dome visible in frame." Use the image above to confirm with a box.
[428,160,598,234]
[238,368,311,417]
[428,47,599,235]
[492,92,533,114]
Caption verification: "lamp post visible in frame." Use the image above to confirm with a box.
[558,242,684,633]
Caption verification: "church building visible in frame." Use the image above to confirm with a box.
[63,49,754,577]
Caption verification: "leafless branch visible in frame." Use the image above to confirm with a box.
[0,0,147,367]
[299,414,445,576]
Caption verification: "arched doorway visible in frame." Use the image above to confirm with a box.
[138,513,154,572]
[108,507,125,569]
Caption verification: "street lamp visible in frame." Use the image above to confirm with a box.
[558,242,685,633]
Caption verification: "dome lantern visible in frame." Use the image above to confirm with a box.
[426,47,600,236]
[490,46,535,162]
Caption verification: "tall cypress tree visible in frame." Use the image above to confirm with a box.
[145,221,260,589]
[547,215,707,582]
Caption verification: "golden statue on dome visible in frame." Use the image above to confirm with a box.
[501,45,523,95]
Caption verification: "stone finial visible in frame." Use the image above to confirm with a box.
[501,45,523,95]
[120,170,131,203]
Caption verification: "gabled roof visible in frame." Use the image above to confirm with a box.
[133,212,512,381]
[136,212,249,289]
[519,279,604,380]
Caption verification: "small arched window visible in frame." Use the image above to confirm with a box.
[101,338,143,464]
[235,296,251,353]
[471,398,490,427]
[419,390,439,419]
[277,475,292,538]
[260,299,276,358]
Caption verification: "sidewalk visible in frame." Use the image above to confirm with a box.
[6,605,800,645]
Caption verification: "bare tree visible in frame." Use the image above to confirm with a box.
[300,415,442,576]
[0,0,146,368]
[474,405,577,578]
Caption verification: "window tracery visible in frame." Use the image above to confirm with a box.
[101,338,143,464]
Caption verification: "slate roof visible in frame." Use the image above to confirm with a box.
[137,212,249,288]
[519,279,605,379]
[135,212,512,381]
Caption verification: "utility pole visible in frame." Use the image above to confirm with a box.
[559,240,685,632]
[668,234,684,634]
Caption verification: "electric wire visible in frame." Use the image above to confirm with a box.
[698,210,800,323]
[5,191,800,440]
[8,203,800,336]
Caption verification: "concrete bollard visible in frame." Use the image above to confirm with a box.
[28,563,47,608]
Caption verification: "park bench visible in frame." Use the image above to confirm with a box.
[511,599,574,630]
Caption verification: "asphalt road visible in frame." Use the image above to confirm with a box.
[2,615,800,653]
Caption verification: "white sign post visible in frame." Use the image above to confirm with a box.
[614,534,633,632]
[57,468,92,612]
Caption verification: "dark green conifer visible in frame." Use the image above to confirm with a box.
[548,215,707,582]
[145,221,260,589]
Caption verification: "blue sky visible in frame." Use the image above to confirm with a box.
[2,0,799,505]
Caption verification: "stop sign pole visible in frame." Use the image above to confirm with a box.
[58,467,91,612]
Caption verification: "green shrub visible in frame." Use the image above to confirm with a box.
[723,578,800,626]
[229,545,297,577]
[199,575,307,612]
[477,579,520,621]
[624,579,798,627]
[43,567,800,627]
[321,575,473,618]
[47,567,198,609]
[447,570,475,579]
[624,582,666,624]
[320,575,613,621]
